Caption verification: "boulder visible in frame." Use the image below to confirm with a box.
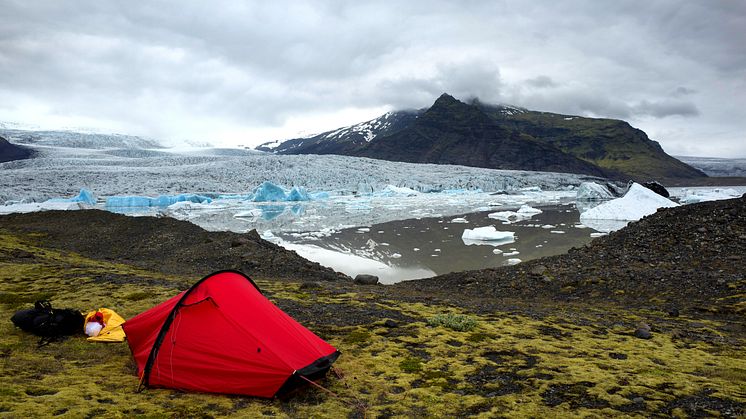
[641,181,670,198]
[354,274,379,285]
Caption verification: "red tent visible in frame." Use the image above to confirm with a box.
[123,270,339,398]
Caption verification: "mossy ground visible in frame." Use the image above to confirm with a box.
[1,230,744,418]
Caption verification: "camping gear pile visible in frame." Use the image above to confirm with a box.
[10,270,340,398]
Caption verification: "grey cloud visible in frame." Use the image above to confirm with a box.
[633,100,700,118]
[672,87,696,96]
[525,76,557,89]
[0,0,744,155]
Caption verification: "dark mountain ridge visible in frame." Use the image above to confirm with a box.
[259,94,706,181]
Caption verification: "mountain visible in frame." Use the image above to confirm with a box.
[259,94,706,181]
[257,110,422,154]
[0,136,33,163]
[353,94,608,177]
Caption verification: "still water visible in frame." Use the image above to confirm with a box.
[276,203,597,283]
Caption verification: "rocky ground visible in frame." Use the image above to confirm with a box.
[0,197,744,417]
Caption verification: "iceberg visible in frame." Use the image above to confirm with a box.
[517,205,542,215]
[375,185,420,197]
[461,226,515,242]
[105,193,212,208]
[106,196,153,208]
[286,186,310,202]
[579,183,678,231]
[234,209,263,218]
[252,181,288,202]
[251,182,314,202]
[576,182,615,200]
[488,205,542,223]
[152,194,212,206]
[46,188,97,205]
[68,189,97,205]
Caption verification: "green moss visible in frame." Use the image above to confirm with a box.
[399,358,422,373]
[122,291,152,301]
[0,229,743,418]
[428,313,478,331]
[343,329,371,345]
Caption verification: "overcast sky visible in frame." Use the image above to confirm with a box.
[1,1,744,156]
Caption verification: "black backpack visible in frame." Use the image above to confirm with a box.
[11,300,84,345]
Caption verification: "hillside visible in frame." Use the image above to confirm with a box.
[0,197,743,417]
[0,136,33,163]
[260,94,706,182]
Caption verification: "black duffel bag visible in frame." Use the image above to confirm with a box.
[11,300,84,344]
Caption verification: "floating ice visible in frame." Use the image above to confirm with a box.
[503,251,520,256]
[506,258,522,265]
[676,188,742,204]
[234,209,263,218]
[580,183,678,222]
[488,204,542,223]
[106,196,154,208]
[0,201,88,214]
[375,185,420,197]
[286,186,310,202]
[253,181,289,202]
[517,205,542,215]
[492,248,503,254]
[69,189,97,205]
[550,230,565,234]
[46,188,97,205]
[106,193,212,208]
[462,226,515,242]
[576,182,615,200]
[590,232,607,238]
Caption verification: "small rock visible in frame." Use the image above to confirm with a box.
[299,281,322,290]
[634,327,652,339]
[667,308,680,317]
[697,227,707,234]
[354,274,379,285]
[530,265,548,275]
[383,319,398,328]
[230,237,249,247]
[632,397,645,404]
[11,249,34,259]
